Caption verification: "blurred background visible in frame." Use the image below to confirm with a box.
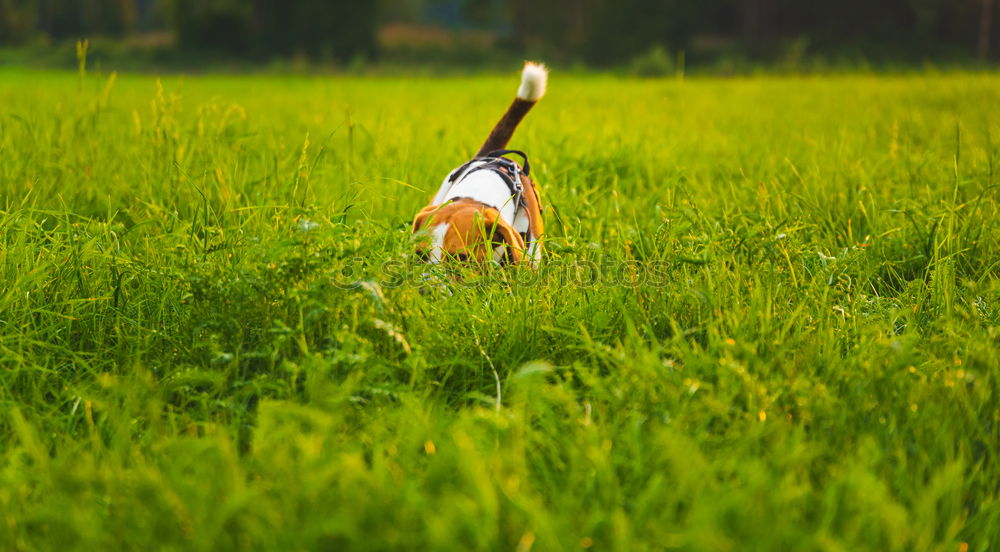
[0,0,997,73]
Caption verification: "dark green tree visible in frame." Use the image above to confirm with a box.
[169,0,253,52]
[254,0,377,60]
[0,0,38,44]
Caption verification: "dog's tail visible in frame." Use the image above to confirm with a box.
[475,61,548,157]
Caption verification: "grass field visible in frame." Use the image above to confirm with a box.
[1,67,998,551]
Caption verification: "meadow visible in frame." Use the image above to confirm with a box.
[0,66,998,550]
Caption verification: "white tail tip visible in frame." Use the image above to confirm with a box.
[517,61,548,102]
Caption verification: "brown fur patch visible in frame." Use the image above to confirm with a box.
[413,198,524,263]
[476,98,537,157]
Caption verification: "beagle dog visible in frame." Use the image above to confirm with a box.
[412,62,547,265]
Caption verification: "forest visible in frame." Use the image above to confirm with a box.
[1,0,996,67]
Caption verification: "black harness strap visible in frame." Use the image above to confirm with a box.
[484,149,530,176]
[447,150,530,206]
[448,150,530,181]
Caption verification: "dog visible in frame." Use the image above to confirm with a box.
[412,62,547,265]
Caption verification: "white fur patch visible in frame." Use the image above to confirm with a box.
[445,170,518,225]
[432,161,487,205]
[428,223,450,263]
[517,62,548,102]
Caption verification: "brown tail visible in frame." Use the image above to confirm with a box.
[476,62,548,157]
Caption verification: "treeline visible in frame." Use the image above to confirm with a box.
[0,0,378,60]
[0,0,996,65]
[507,0,997,64]
[0,0,139,43]
[168,0,377,60]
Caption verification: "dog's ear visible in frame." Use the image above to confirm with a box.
[412,204,439,233]
[485,211,525,263]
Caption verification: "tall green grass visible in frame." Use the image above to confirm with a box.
[1,67,998,550]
